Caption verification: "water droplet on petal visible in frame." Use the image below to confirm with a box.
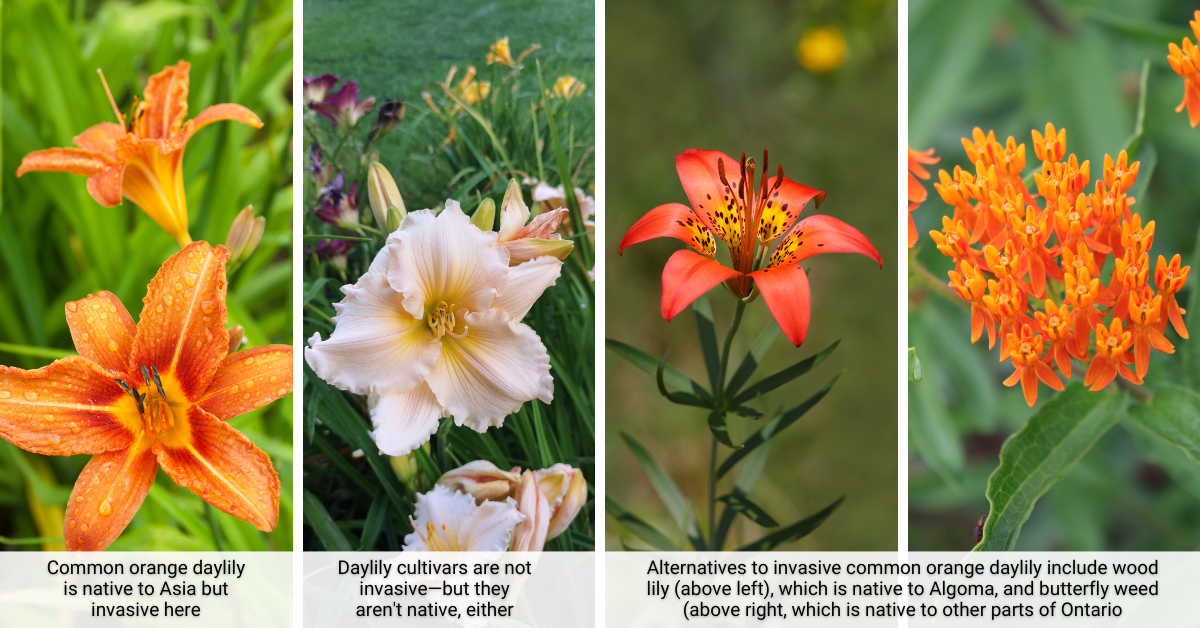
[66,302,77,312]
[70,422,80,434]
[183,272,198,287]
[156,304,164,313]
[175,282,183,291]
[245,380,254,389]
[86,316,94,324]
[82,333,89,341]
[269,376,277,383]
[75,496,83,503]
[44,414,54,423]
[244,357,255,366]
[201,300,216,314]
[230,385,239,394]
[92,303,102,311]
[24,391,38,401]
[107,339,118,351]
[98,500,113,516]
[80,523,88,532]
[164,295,174,306]
[100,312,108,320]
[0,391,11,399]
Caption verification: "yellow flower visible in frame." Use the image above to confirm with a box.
[796,27,847,74]
[550,75,586,100]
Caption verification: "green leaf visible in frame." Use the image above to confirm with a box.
[620,431,691,531]
[736,496,844,551]
[708,411,741,449]
[730,340,839,406]
[605,497,675,550]
[692,295,723,394]
[908,379,964,488]
[716,492,778,527]
[717,373,842,478]
[1127,422,1200,502]
[1126,385,1200,464]
[304,489,355,551]
[725,322,781,398]
[908,347,923,383]
[359,489,391,551]
[656,348,715,408]
[1122,60,1150,159]
[976,385,1125,551]
[606,338,712,402]
[714,439,774,549]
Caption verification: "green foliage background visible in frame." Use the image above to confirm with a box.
[301,0,595,551]
[909,0,1200,550]
[0,0,294,550]
[606,0,898,550]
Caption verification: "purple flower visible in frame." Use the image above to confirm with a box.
[306,144,331,188]
[307,239,354,272]
[312,81,376,130]
[316,181,361,229]
[304,74,341,106]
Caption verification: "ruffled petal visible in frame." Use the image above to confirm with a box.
[369,384,444,457]
[403,485,477,550]
[16,147,113,178]
[493,256,562,322]
[64,291,137,374]
[768,214,882,268]
[129,242,230,400]
[516,208,568,240]
[73,122,127,154]
[0,357,139,456]
[459,498,525,551]
[198,345,294,419]
[305,245,440,396]
[749,263,811,347]
[498,179,531,242]
[426,308,553,431]
[63,435,157,551]
[87,165,125,207]
[135,61,190,140]
[618,203,715,257]
[660,250,740,321]
[153,406,279,531]
[386,207,510,319]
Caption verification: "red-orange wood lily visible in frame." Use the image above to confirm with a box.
[16,61,263,247]
[618,149,881,346]
[0,242,292,550]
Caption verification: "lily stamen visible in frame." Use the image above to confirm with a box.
[96,69,125,128]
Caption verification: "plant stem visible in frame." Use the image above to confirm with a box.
[710,298,746,548]
[716,300,748,405]
[912,261,969,310]
[708,434,718,548]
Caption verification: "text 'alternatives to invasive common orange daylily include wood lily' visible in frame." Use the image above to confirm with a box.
[619,148,881,347]
[16,61,263,247]
[927,124,1188,406]
[0,242,293,550]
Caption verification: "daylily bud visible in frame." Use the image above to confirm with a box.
[509,470,549,552]
[226,206,265,263]
[536,464,587,540]
[437,460,519,503]
[367,162,405,230]
[389,446,426,488]
[366,99,406,147]
[386,207,403,233]
[471,198,496,231]
[505,238,574,265]
[226,325,245,354]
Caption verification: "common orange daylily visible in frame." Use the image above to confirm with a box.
[0,242,292,550]
[16,61,263,247]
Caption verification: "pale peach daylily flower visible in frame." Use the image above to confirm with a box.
[402,485,523,551]
[305,203,561,456]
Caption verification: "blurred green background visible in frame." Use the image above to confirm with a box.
[0,0,294,550]
[606,0,898,550]
[909,0,1200,550]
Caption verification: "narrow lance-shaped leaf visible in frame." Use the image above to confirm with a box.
[692,295,723,394]
[606,338,712,402]
[303,489,354,551]
[606,496,676,551]
[620,431,703,549]
[1126,385,1200,464]
[717,373,842,478]
[731,340,839,406]
[716,492,778,527]
[708,411,741,449]
[713,439,774,549]
[909,380,964,489]
[976,385,1125,551]
[656,349,715,409]
[725,323,781,399]
[737,496,844,551]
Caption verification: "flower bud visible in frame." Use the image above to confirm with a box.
[509,470,549,552]
[543,466,586,540]
[505,238,573,265]
[471,198,496,231]
[386,207,403,233]
[226,206,265,263]
[437,460,519,503]
[226,325,245,354]
[366,99,406,147]
[367,162,405,230]
[389,442,429,488]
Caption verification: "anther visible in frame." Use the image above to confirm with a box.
[150,365,167,400]
[718,159,730,188]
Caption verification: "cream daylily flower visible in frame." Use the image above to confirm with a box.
[403,484,524,551]
[304,202,561,456]
[497,179,574,265]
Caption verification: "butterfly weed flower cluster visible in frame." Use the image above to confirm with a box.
[1169,10,1200,128]
[928,125,1189,406]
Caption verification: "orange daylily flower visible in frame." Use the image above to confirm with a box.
[1002,324,1063,407]
[908,147,938,247]
[16,61,263,247]
[0,242,292,550]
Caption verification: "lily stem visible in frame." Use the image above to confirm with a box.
[710,298,746,546]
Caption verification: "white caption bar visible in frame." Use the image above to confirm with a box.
[606,552,1200,627]
[304,552,596,627]
[0,551,291,627]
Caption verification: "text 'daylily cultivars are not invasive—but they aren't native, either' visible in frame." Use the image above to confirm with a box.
[16,61,263,247]
[0,242,293,550]
[619,149,881,347]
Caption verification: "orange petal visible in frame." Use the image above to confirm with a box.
[121,140,190,245]
[65,291,136,374]
[659,249,740,321]
[198,345,294,419]
[153,406,279,531]
[136,61,191,140]
[192,103,264,132]
[0,357,139,456]
[64,435,157,551]
[1020,368,1038,407]
[87,165,125,207]
[749,263,811,347]
[16,147,112,178]
[73,122,127,154]
[129,242,230,400]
